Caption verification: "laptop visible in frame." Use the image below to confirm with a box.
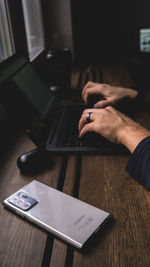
[8,63,128,154]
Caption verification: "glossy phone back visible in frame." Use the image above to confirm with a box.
[3,180,110,248]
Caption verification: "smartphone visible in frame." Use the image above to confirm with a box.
[3,180,110,249]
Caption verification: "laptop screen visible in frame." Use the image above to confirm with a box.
[11,63,60,146]
[12,64,59,118]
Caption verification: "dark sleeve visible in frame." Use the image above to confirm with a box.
[126,136,150,190]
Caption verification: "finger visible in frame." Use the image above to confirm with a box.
[82,81,95,96]
[82,81,98,99]
[82,83,109,104]
[78,115,86,132]
[83,87,102,104]
[82,108,94,115]
[79,122,95,137]
[94,99,111,108]
[82,81,97,92]
[78,109,95,131]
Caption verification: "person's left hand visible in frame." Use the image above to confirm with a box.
[82,82,138,108]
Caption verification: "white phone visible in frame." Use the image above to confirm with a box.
[3,180,110,249]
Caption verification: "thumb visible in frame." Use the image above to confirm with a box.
[94,99,111,108]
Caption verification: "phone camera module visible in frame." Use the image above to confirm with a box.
[8,191,38,210]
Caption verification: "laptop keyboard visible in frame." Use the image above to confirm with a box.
[56,105,112,148]
[56,105,82,147]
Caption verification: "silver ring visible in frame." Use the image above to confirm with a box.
[86,112,92,123]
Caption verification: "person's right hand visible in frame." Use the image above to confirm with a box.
[78,106,150,153]
[82,82,138,108]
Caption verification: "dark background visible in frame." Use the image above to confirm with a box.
[71,0,150,63]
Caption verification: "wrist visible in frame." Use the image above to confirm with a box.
[117,122,150,153]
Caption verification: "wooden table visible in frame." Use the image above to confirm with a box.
[1,63,150,267]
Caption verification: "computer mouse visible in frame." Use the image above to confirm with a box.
[17,148,53,174]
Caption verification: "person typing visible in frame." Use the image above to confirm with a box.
[78,82,150,190]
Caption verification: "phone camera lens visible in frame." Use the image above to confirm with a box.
[23,202,30,209]
[20,193,28,199]
[17,199,24,205]
[11,196,18,202]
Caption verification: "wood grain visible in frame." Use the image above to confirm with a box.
[72,65,150,267]
[0,132,62,267]
[102,64,134,87]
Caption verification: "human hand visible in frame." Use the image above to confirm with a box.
[78,106,150,152]
[82,82,138,108]
[78,106,128,143]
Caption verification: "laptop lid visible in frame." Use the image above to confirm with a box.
[8,62,61,147]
